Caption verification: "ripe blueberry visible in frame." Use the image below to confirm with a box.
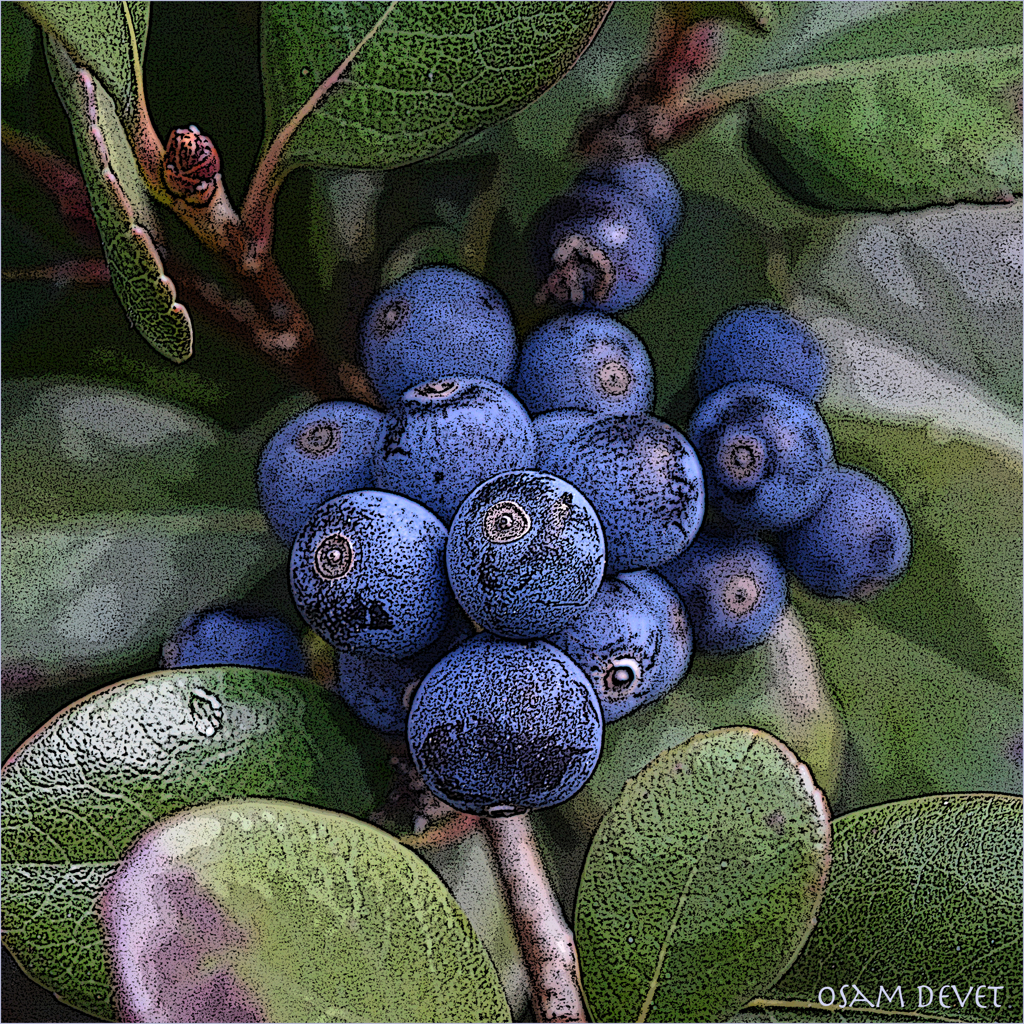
[290,491,450,658]
[539,413,705,573]
[688,380,836,530]
[579,155,683,242]
[358,266,518,408]
[659,531,788,655]
[547,572,691,723]
[160,607,306,676]
[531,185,663,313]
[531,408,596,465]
[333,608,475,734]
[515,311,655,417]
[446,470,605,639]
[407,633,603,815]
[258,401,382,546]
[782,466,911,599]
[372,377,536,525]
[695,305,829,402]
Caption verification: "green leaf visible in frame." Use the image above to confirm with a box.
[760,794,1023,1023]
[745,4,1023,210]
[793,200,1023,428]
[1,667,394,1020]
[44,34,193,362]
[260,1,612,172]
[575,727,831,1024]
[18,0,149,120]
[738,2,777,32]
[792,609,1022,813]
[98,798,511,1022]
[1,378,257,525]
[1,509,285,688]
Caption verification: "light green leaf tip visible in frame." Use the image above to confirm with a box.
[575,727,831,1023]
[43,33,193,362]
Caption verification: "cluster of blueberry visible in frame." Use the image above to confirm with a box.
[160,154,911,819]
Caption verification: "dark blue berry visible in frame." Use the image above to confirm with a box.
[782,467,911,600]
[695,305,829,402]
[659,532,788,655]
[257,402,382,546]
[160,607,306,675]
[372,377,536,525]
[531,186,663,313]
[579,156,683,242]
[359,266,518,408]
[407,633,603,815]
[617,569,694,694]
[539,413,705,573]
[515,312,655,417]
[333,608,475,734]
[689,380,835,530]
[531,409,596,465]
[547,572,690,723]
[290,491,450,658]
[446,470,606,639]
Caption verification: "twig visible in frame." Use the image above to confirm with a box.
[482,814,588,1023]
[3,260,109,286]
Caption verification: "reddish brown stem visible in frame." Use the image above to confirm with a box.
[2,124,100,248]
[482,814,588,1023]
[3,259,110,286]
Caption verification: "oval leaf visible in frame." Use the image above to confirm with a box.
[18,0,148,119]
[98,798,510,1023]
[260,1,612,171]
[1,667,393,1019]
[1,509,285,688]
[1,378,254,525]
[44,34,193,362]
[575,727,831,1023]
[759,794,1023,1023]
[746,2,1022,210]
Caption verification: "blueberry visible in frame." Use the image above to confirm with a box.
[688,380,836,531]
[617,569,694,695]
[579,155,683,242]
[257,402,383,546]
[446,470,606,639]
[539,413,705,573]
[160,607,306,675]
[547,572,691,723]
[515,312,655,417]
[531,185,663,313]
[659,531,788,655]
[695,305,829,402]
[782,466,911,600]
[358,265,519,408]
[290,490,450,658]
[372,377,536,525]
[531,408,596,465]
[333,608,475,734]
[407,633,603,815]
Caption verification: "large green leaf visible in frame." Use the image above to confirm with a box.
[18,0,149,120]
[1,509,285,689]
[260,1,612,172]
[1,378,257,525]
[97,798,510,1022]
[44,33,193,363]
[745,3,1023,210]
[1,667,393,1020]
[754,794,1023,1023]
[575,727,831,1023]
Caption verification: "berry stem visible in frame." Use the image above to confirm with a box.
[482,814,589,1023]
